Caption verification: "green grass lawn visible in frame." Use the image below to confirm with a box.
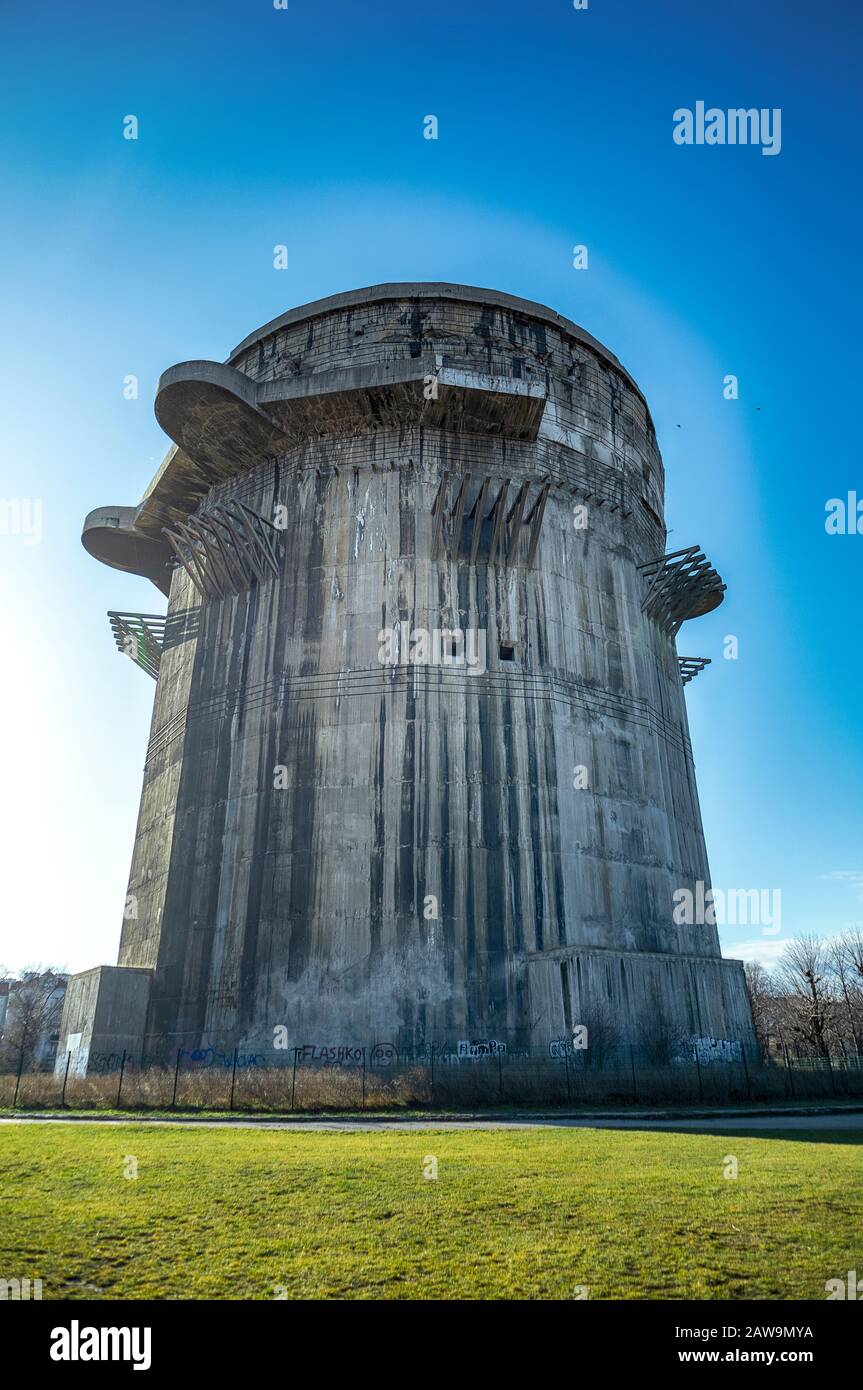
[1,1123,860,1299]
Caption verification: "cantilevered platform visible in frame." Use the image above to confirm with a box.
[80,283,648,592]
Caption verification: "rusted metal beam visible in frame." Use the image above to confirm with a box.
[176,521,224,599]
[213,505,268,586]
[164,500,284,601]
[233,500,282,576]
[194,524,234,596]
[163,526,214,600]
[206,511,254,589]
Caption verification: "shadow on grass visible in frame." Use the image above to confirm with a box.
[551,1119,863,1144]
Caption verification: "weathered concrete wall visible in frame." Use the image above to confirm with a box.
[527,948,753,1054]
[55,966,152,1077]
[78,286,754,1066]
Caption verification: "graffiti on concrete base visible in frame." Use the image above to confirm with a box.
[291,1043,400,1067]
[691,1036,743,1065]
[295,1045,365,1065]
[177,1047,265,1069]
[457,1039,507,1059]
[89,1052,126,1074]
[549,1027,589,1059]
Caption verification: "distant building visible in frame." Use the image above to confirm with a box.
[0,972,68,1069]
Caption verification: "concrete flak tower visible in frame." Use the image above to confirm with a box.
[59,283,754,1071]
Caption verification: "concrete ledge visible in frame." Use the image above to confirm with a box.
[260,360,548,442]
[528,943,753,1047]
[84,356,553,586]
[154,360,289,472]
[156,357,550,469]
[82,284,654,591]
[81,507,172,595]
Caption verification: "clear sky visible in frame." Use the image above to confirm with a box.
[0,0,860,976]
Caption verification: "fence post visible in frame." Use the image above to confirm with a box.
[784,1043,796,1097]
[741,1045,752,1102]
[229,1047,239,1111]
[497,1049,504,1104]
[693,1045,704,1103]
[826,1049,837,1097]
[361,1048,366,1110]
[116,1050,127,1109]
[12,1049,26,1108]
[171,1049,181,1108]
[564,1047,572,1105]
[290,1048,298,1111]
[61,1050,72,1108]
[629,1044,638,1104]
[430,1044,435,1107]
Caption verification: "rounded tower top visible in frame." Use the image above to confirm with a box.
[82,281,666,592]
[228,281,645,403]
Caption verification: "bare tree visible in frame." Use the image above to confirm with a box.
[828,932,863,1059]
[774,936,837,1059]
[840,927,863,990]
[0,967,67,1075]
[744,960,781,1059]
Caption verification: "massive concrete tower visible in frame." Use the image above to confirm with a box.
[60,283,754,1070]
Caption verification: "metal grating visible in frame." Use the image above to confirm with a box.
[637,545,725,636]
[108,612,167,679]
[162,501,282,602]
[678,656,711,685]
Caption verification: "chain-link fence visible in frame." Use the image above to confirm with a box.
[3,1043,863,1112]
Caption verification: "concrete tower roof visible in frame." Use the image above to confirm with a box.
[227,282,646,399]
[82,283,650,594]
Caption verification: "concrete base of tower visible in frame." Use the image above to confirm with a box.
[111,944,754,1067]
[527,945,756,1057]
[54,965,153,1078]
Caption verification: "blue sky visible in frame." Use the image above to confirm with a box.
[0,0,860,974]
